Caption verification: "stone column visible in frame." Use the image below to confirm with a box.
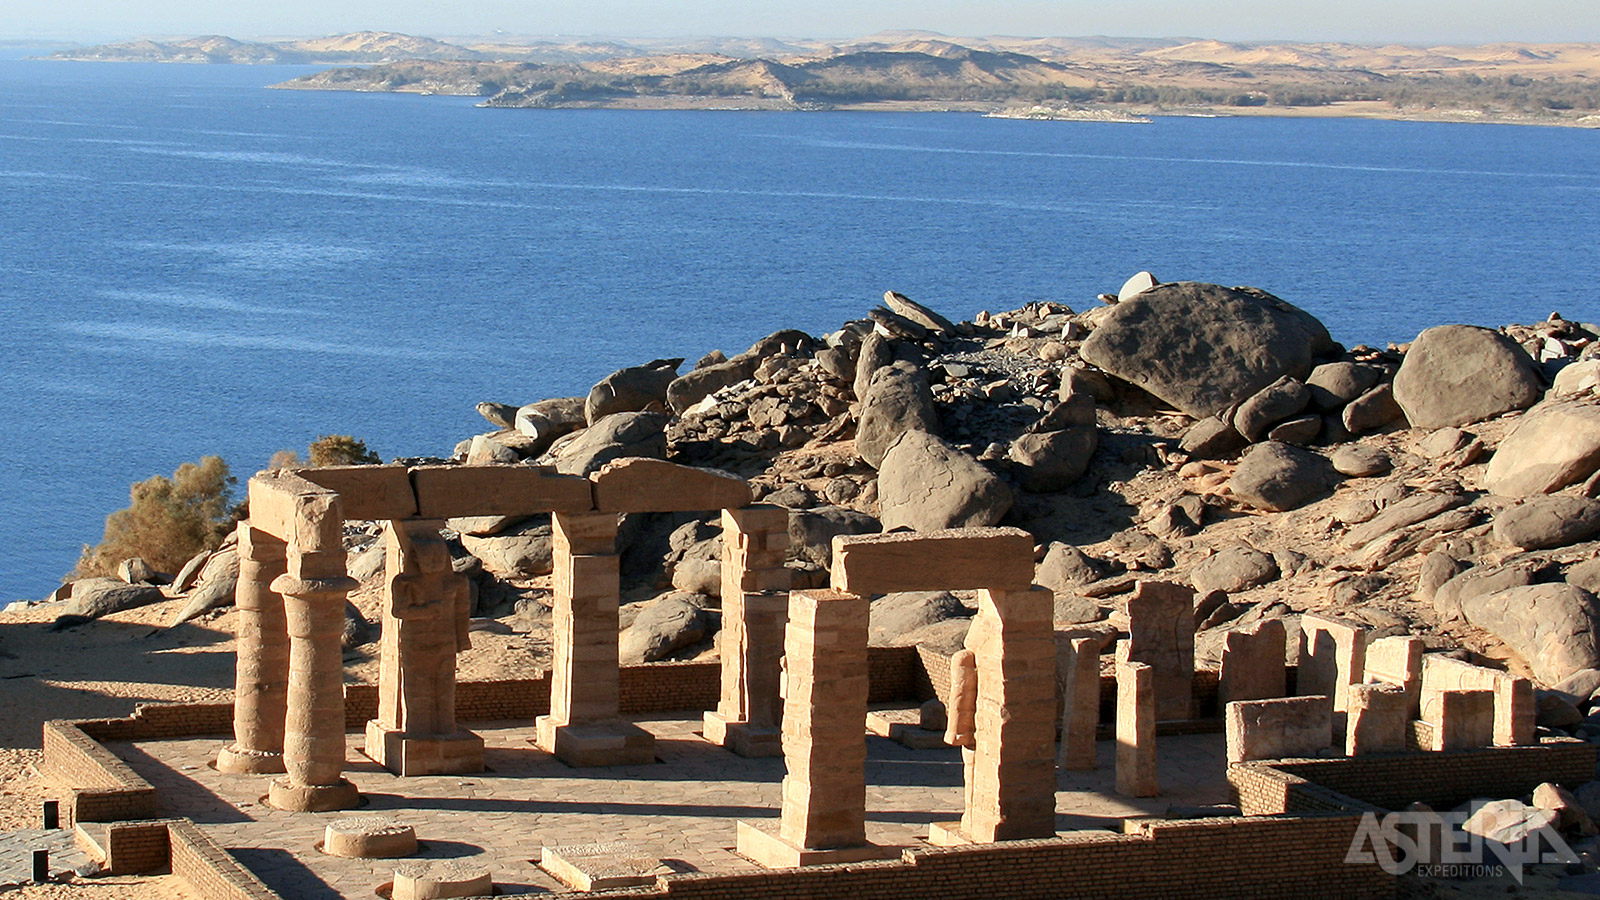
[705,506,790,757]
[1057,637,1101,771]
[1124,581,1195,721]
[737,589,890,867]
[1219,619,1287,706]
[1345,683,1409,756]
[217,523,290,775]
[365,520,484,776]
[1115,642,1158,798]
[536,512,653,767]
[933,587,1057,844]
[268,494,360,812]
[1299,614,1368,714]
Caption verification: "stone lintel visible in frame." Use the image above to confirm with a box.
[292,465,418,520]
[829,527,1034,594]
[247,473,344,550]
[735,821,896,869]
[364,722,484,776]
[410,465,594,519]
[1420,654,1535,746]
[590,457,752,513]
[535,718,655,767]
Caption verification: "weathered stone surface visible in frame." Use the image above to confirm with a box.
[1266,414,1322,446]
[619,593,713,663]
[1225,696,1332,762]
[1233,377,1310,442]
[1421,654,1535,746]
[1553,359,1600,399]
[591,457,750,513]
[883,290,955,334]
[1078,282,1336,418]
[852,332,894,402]
[68,580,165,618]
[1331,445,1391,478]
[1179,415,1247,460]
[832,527,1034,594]
[1228,441,1339,512]
[585,359,680,424]
[1115,651,1158,796]
[171,549,241,623]
[1034,543,1105,593]
[1345,683,1410,756]
[1570,558,1600,594]
[1485,400,1600,497]
[1463,800,1558,846]
[1124,581,1196,721]
[877,431,1011,532]
[1392,325,1543,429]
[1432,560,1543,621]
[667,354,760,414]
[1299,614,1367,713]
[856,362,938,469]
[1007,426,1098,492]
[1306,362,1383,413]
[460,519,554,577]
[1341,384,1404,433]
[1460,583,1600,685]
[869,591,970,646]
[1190,546,1279,595]
[1493,495,1600,550]
[1219,619,1287,706]
[553,411,668,477]
[1117,271,1158,302]
[1340,491,1469,550]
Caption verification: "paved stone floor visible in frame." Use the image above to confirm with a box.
[112,713,1231,899]
[0,827,88,889]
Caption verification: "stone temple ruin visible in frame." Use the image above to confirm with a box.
[38,459,1598,899]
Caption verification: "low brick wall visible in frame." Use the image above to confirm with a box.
[168,819,280,900]
[76,818,176,875]
[41,721,158,825]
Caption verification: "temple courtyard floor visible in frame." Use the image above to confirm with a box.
[108,714,1231,899]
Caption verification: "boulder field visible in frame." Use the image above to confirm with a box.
[48,278,1600,720]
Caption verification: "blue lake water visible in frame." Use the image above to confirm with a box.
[1,55,1598,601]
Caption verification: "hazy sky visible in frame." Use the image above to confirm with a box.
[2,0,1594,45]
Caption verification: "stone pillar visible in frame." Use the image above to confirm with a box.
[365,520,484,776]
[1299,614,1368,714]
[1225,696,1333,762]
[536,511,653,767]
[1124,581,1194,721]
[268,494,360,812]
[217,523,290,775]
[704,506,790,758]
[1363,636,1425,719]
[1115,642,1158,798]
[1424,689,1495,751]
[1057,637,1101,771]
[737,589,890,867]
[1346,683,1410,756]
[932,587,1057,845]
[1218,619,1286,706]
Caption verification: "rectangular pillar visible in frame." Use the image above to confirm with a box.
[1363,636,1425,719]
[536,512,653,767]
[705,506,790,757]
[1422,688,1495,751]
[1346,683,1410,756]
[1218,619,1286,706]
[1299,614,1368,713]
[1115,643,1158,798]
[1420,655,1535,746]
[1225,696,1333,763]
[1057,637,1101,771]
[737,590,892,867]
[1124,581,1194,721]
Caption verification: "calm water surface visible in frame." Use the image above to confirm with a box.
[2,55,1597,599]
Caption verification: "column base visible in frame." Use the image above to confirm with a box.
[364,721,485,776]
[216,744,286,775]
[926,821,973,846]
[734,821,897,869]
[702,713,782,758]
[540,842,661,891]
[268,777,361,812]
[535,716,655,767]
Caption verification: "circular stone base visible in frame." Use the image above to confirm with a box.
[323,815,417,859]
[392,859,493,900]
[216,745,286,775]
[268,777,361,813]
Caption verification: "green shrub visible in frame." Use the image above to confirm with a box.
[307,434,381,467]
[71,455,239,579]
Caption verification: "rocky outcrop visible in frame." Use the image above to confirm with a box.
[877,430,1011,531]
[1227,441,1339,512]
[855,362,938,468]
[1007,426,1097,492]
[1078,282,1336,418]
[1485,399,1600,497]
[585,359,681,424]
[553,411,668,476]
[1391,325,1542,428]
[1459,583,1600,685]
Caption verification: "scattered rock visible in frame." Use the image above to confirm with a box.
[1330,445,1391,477]
[1078,282,1336,418]
[1180,416,1248,460]
[585,359,681,424]
[1266,414,1322,446]
[1485,399,1600,497]
[1233,376,1310,442]
[877,430,1012,531]
[1306,362,1383,413]
[1116,270,1158,302]
[1007,426,1098,492]
[856,362,938,469]
[1459,583,1600,684]
[1433,560,1546,621]
[1341,384,1404,433]
[667,355,760,414]
[169,548,241,624]
[1537,692,1585,729]
[1553,359,1600,399]
[1034,543,1107,593]
[789,506,880,567]
[1391,325,1543,428]
[1228,441,1340,512]
[513,398,587,454]
[1190,546,1280,595]
[1463,799,1557,845]
[1569,558,1600,595]
[619,593,713,664]
[1415,552,1465,606]
[869,591,970,646]
[1493,495,1600,550]
[553,411,668,476]
[68,580,164,619]
[476,401,519,429]
[1340,491,1469,549]
[115,557,165,585]
[460,519,555,577]
[882,290,955,334]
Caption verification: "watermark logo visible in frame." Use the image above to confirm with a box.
[1345,804,1580,884]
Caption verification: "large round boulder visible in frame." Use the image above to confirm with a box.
[856,362,938,469]
[877,431,1011,531]
[1227,441,1339,512]
[1459,583,1600,685]
[553,411,668,476]
[1007,426,1097,492]
[584,359,681,424]
[1484,399,1600,497]
[1391,325,1542,429]
[1078,282,1336,418]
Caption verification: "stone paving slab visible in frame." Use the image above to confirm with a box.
[0,827,87,888]
[110,716,1232,899]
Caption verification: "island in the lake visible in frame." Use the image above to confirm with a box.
[43,30,1600,124]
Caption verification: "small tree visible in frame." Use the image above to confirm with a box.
[307,435,381,467]
[71,456,239,579]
